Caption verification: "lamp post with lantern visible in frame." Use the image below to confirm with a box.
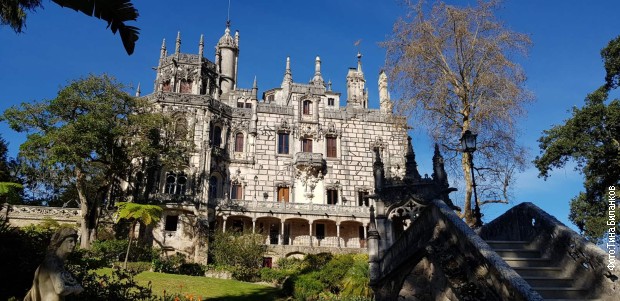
[460,130,482,228]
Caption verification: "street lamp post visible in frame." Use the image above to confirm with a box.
[460,130,482,228]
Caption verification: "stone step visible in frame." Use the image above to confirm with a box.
[522,276,574,287]
[485,240,535,250]
[533,287,590,299]
[502,257,552,267]
[493,248,541,259]
[511,266,564,277]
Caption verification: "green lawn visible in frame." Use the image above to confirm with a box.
[99,269,281,301]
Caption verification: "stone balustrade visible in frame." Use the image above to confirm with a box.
[213,198,371,216]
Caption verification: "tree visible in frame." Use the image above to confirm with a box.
[1,0,139,55]
[114,202,162,269]
[2,74,192,248]
[210,230,267,281]
[534,36,620,242]
[383,0,531,226]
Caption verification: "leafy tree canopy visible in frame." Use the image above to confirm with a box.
[534,36,620,242]
[1,0,139,54]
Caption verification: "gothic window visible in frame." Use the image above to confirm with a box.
[328,98,335,106]
[358,190,369,207]
[326,136,337,158]
[277,187,290,203]
[278,133,289,154]
[180,79,192,93]
[302,138,313,153]
[164,172,187,195]
[237,102,245,108]
[267,95,274,102]
[211,125,222,147]
[174,118,188,140]
[326,189,338,205]
[162,80,171,92]
[234,133,244,152]
[302,100,312,115]
[245,102,252,109]
[164,215,179,231]
[231,183,243,200]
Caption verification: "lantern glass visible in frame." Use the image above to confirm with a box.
[460,130,477,153]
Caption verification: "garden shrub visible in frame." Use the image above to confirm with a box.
[292,272,324,301]
[91,239,157,265]
[178,262,206,276]
[122,261,152,273]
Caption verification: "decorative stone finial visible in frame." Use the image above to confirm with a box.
[311,56,324,87]
[404,136,422,181]
[328,79,332,91]
[357,51,363,73]
[175,31,181,54]
[432,143,448,187]
[199,34,204,58]
[282,56,293,87]
[251,76,258,100]
[373,147,385,191]
[160,38,166,59]
[135,83,141,97]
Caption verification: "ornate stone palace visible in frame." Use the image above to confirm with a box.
[136,23,413,262]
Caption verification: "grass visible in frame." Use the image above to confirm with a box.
[98,269,281,301]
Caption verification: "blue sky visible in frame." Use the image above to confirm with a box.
[1,0,619,230]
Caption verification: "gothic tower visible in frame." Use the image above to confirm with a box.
[215,21,239,96]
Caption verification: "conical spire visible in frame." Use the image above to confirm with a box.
[198,34,204,58]
[282,56,293,86]
[311,56,325,87]
[160,38,166,59]
[357,51,363,73]
[135,83,141,97]
[432,144,448,187]
[175,31,181,53]
[251,76,258,101]
[404,136,422,181]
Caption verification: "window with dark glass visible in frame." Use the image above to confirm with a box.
[328,98,335,106]
[302,138,313,153]
[237,102,245,108]
[326,137,337,158]
[358,190,369,207]
[165,215,179,231]
[327,189,338,205]
[164,172,187,195]
[302,100,312,115]
[245,102,252,109]
[277,187,290,203]
[234,133,244,152]
[209,176,218,199]
[231,183,243,200]
[278,133,289,154]
[211,126,222,146]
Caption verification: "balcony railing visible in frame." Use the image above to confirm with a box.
[213,198,371,216]
[294,152,326,170]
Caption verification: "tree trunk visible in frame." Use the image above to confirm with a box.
[124,220,136,269]
[76,168,92,249]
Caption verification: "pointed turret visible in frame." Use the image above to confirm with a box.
[251,76,258,101]
[432,144,448,187]
[378,70,393,114]
[216,22,239,96]
[198,34,204,58]
[346,52,368,108]
[282,56,293,86]
[135,83,141,97]
[311,56,324,87]
[175,31,181,54]
[403,136,422,181]
[160,38,166,60]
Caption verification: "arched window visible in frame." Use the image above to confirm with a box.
[164,172,187,195]
[234,133,244,152]
[302,100,312,115]
[180,79,192,93]
[162,80,171,92]
[174,118,188,140]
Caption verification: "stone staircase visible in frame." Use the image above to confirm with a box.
[486,240,599,300]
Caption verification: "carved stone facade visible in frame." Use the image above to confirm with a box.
[140,23,410,261]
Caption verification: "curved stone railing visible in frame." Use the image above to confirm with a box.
[374,199,543,301]
[479,202,618,299]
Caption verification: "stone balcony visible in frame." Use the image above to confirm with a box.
[213,198,371,217]
[294,152,326,171]
[211,146,228,159]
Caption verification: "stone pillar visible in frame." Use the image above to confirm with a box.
[309,221,313,247]
[279,221,285,245]
[336,222,341,248]
[222,217,227,233]
[252,218,256,234]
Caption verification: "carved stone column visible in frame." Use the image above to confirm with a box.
[336,222,341,248]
